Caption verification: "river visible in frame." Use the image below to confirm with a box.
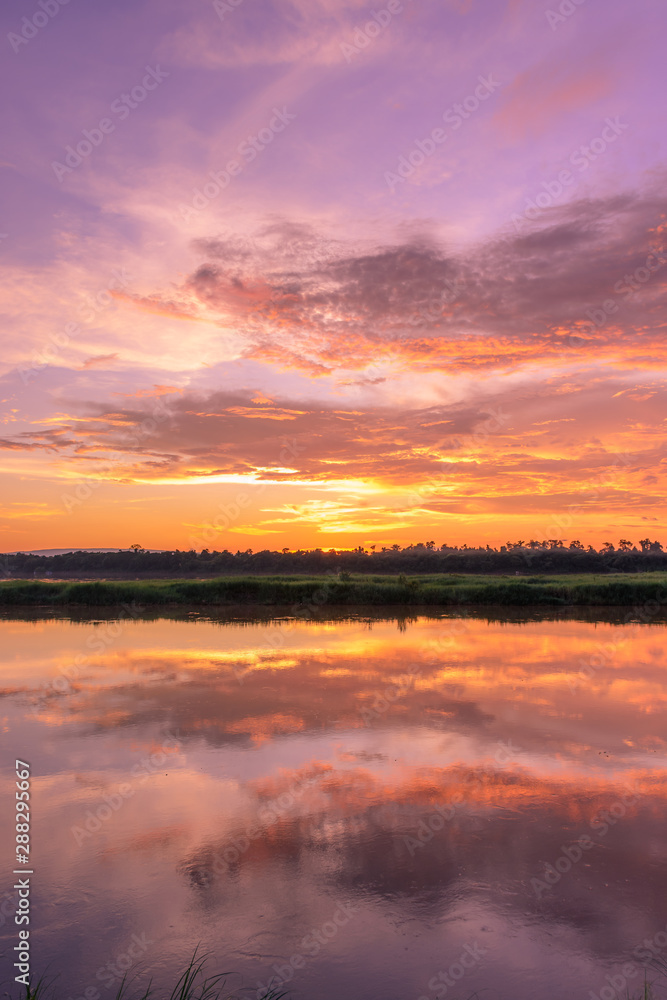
[1,610,666,1000]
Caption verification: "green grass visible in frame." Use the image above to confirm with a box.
[20,950,288,1000]
[2,572,667,608]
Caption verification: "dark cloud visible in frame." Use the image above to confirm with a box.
[3,188,666,522]
[138,187,667,377]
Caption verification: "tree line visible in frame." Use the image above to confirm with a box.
[2,539,666,578]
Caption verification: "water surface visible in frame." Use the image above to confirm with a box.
[1,611,666,1000]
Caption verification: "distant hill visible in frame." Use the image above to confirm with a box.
[3,548,164,556]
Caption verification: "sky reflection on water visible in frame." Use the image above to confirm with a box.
[1,612,666,1000]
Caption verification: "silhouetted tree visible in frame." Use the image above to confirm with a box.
[3,537,666,579]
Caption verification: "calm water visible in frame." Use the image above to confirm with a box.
[1,611,666,1000]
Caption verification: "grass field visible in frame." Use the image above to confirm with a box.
[2,572,667,608]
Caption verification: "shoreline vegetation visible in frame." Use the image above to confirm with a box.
[19,951,666,1000]
[3,539,667,582]
[2,572,667,608]
[20,946,667,1000]
[22,952,289,1000]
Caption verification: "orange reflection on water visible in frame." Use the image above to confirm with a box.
[2,612,667,1000]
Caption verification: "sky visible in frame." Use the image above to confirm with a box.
[0,0,666,553]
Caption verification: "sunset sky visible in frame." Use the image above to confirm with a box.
[1,0,666,552]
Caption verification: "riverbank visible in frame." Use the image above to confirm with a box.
[2,572,667,607]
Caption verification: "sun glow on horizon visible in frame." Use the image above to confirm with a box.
[1,0,666,551]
